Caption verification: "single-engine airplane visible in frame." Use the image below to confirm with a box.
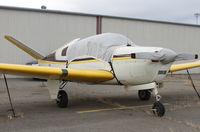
[2,33,200,117]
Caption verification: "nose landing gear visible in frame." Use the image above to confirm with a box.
[135,82,165,117]
[152,87,165,117]
[152,101,165,117]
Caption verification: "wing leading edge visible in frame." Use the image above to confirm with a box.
[170,61,200,72]
[0,63,114,83]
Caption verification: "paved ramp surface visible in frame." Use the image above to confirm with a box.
[0,75,200,132]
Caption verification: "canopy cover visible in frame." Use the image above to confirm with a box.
[67,33,135,62]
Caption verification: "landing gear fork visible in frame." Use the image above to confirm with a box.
[152,86,165,117]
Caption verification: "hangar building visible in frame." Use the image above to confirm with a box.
[0,6,200,73]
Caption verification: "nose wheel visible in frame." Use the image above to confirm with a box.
[151,87,165,117]
[56,90,68,108]
[152,101,165,117]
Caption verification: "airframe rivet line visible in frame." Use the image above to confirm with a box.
[76,103,169,114]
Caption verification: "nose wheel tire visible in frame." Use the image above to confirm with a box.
[152,101,165,117]
[138,90,151,101]
[56,90,68,108]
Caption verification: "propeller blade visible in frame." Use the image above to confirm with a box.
[134,48,198,64]
[135,48,176,64]
[175,53,198,61]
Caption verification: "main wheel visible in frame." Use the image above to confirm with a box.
[138,90,151,100]
[57,90,68,108]
[152,101,165,117]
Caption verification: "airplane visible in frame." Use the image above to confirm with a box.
[1,33,200,117]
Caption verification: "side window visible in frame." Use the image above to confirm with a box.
[61,47,68,56]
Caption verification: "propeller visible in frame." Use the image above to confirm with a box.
[133,48,198,64]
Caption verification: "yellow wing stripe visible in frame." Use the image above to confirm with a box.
[38,59,101,65]
[70,60,100,64]
[38,57,133,65]
[112,57,133,61]
[0,63,114,82]
[38,60,66,65]
[170,61,200,72]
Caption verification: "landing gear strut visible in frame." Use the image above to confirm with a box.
[152,87,165,117]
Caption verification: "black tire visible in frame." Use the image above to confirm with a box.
[138,90,151,101]
[152,101,165,117]
[57,90,68,108]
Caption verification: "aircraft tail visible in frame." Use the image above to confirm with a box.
[4,35,45,60]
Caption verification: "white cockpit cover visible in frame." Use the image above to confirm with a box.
[67,33,135,62]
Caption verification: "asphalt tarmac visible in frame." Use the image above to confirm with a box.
[0,74,200,132]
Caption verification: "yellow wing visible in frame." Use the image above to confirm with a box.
[4,35,44,59]
[170,61,200,72]
[0,63,114,83]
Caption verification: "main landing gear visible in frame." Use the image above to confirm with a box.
[138,88,165,117]
[47,79,69,108]
[56,81,69,108]
[56,90,68,108]
[138,90,151,100]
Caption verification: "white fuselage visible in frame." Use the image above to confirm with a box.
[65,46,172,86]
[38,45,172,86]
[38,46,172,86]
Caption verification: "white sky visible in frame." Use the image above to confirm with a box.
[0,0,200,24]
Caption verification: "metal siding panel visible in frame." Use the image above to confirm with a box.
[0,9,96,64]
[102,17,200,73]
[102,17,200,53]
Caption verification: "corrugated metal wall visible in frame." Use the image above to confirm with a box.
[0,8,96,64]
[102,17,200,73]
[102,17,200,54]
